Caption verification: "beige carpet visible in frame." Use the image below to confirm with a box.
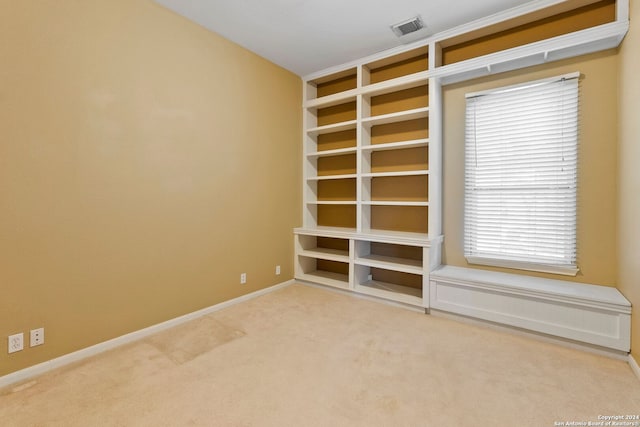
[1,283,639,426]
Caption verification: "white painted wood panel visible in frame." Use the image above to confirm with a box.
[430,266,631,351]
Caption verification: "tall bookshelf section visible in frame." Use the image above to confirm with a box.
[304,68,358,230]
[296,0,628,309]
[297,47,442,309]
[360,47,431,237]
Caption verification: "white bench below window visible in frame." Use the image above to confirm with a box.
[429,266,631,352]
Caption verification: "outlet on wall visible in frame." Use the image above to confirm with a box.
[275,265,281,275]
[8,333,24,354]
[30,328,45,347]
[240,273,247,284]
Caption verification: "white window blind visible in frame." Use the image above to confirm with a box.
[464,73,579,276]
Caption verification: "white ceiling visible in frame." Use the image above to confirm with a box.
[154,0,534,77]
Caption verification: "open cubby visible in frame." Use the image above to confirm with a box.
[317,178,357,201]
[298,256,350,288]
[355,240,423,269]
[316,129,357,152]
[371,268,422,289]
[298,235,349,258]
[370,205,428,234]
[308,68,357,99]
[368,85,428,117]
[317,153,357,176]
[316,101,357,127]
[370,242,422,263]
[370,147,428,173]
[317,204,357,229]
[440,0,615,66]
[365,47,429,85]
[370,175,428,202]
[354,264,423,303]
[370,119,428,145]
[317,259,350,276]
[317,237,350,253]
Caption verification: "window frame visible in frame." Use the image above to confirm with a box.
[463,72,580,276]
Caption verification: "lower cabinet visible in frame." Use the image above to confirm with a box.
[294,228,441,308]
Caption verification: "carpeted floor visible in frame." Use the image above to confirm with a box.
[1,283,639,426]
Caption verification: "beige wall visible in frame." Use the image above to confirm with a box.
[0,1,301,376]
[618,0,640,359]
[443,50,619,286]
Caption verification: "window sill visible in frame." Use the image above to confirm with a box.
[465,256,579,276]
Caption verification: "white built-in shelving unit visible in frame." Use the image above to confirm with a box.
[295,0,629,309]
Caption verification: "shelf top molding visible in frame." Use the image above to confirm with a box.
[307,120,357,136]
[302,0,628,87]
[361,201,429,206]
[299,247,349,262]
[355,253,423,272]
[307,147,358,158]
[308,201,357,205]
[307,173,357,181]
[305,89,358,110]
[362,107,429,127]
[431,21,628,85]
[294,226,442,247]
[361,170,428,178]
[361,139,429,152]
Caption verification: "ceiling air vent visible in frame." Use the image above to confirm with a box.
[391,16,424,37]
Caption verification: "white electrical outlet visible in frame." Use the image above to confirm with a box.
[240,273,247,284]
[30,328,44,347]
[275,265,281,275]
[8,333,24,354]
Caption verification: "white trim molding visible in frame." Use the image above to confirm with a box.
[0,280,295,390]
[298,280,425,313]
[430,266,631,352]
[630,354,640,383]
[465,256,579,277]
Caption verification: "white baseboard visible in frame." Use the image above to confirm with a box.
[297,280,425,313]
[0,280,294,390]
[629,354,640,382]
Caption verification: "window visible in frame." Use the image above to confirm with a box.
[464,73,579,276]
